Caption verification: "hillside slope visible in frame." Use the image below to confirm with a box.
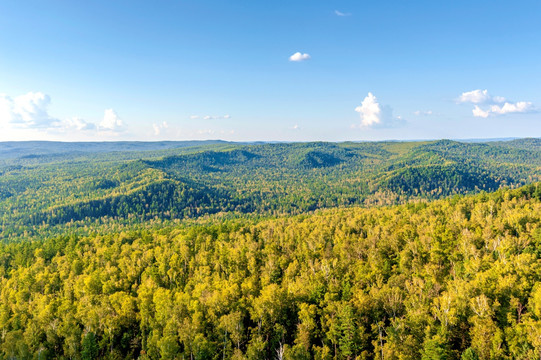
[0,139,540,242]
[0,184,539,359]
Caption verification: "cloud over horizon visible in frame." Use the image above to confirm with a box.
[458,89,535,118]
[64,117,96,131]
[354,92,405,128]
[0,92,59,128]
[99,109,124,131]
[0,92,126,140]
[153,121,169,136]
[355,93,381,126]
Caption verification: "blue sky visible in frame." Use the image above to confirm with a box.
[0,0,540,141]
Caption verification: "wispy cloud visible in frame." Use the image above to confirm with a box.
[413,110,433,116]
[458,89,535,118]
[289,52,311,62]
[334,10,351,16]
[152,121,169,135]
[191,114,231,120]
[197,129,215,135]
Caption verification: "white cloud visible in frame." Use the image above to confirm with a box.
[292,124,300,130]
[472,101,534,118]
[472,105,490,118]
[355,92,381,126]
[289,52,311,62]
[489,101,533,115]
[335,10,351,16]
[63,117,96,131]
[458,89,493,104]
[458,89,507,105]
[193,114,231,120]
[0,92,59,128]
[99,109,124,131]
[413,110,433,116]
[152,121,169,136]
[0,96,14,124]
[459,89,536,118]
[0,92,129,140]
[354,92,405,128]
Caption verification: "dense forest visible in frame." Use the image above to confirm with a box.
[1,139,540,242]
[0,182,539,359]
[0,139,540,359]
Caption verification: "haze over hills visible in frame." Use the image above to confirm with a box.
[0,140,232,160]
[0,138,537,159]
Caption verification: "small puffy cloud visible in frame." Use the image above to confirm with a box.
[473,101,534,118]
[63,117,96,131]
[458,89,494,104]
[489,101,533,115]
[0,92,59,128]
[334,10,351,16]
[99,109,124,131]
[459,89,536,118]
[458,89,507,105]
[472,106,490,118]
[289,52,311,62]
[355,92,381,126]
[153,121,169,136]
[354,92,405,128]
[292,124,300,130]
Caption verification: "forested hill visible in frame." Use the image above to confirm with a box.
[0,139,540,242]
[0,183,539,359]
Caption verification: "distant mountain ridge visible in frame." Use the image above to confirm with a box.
[0,140,231,159]
[1,137,539,159]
